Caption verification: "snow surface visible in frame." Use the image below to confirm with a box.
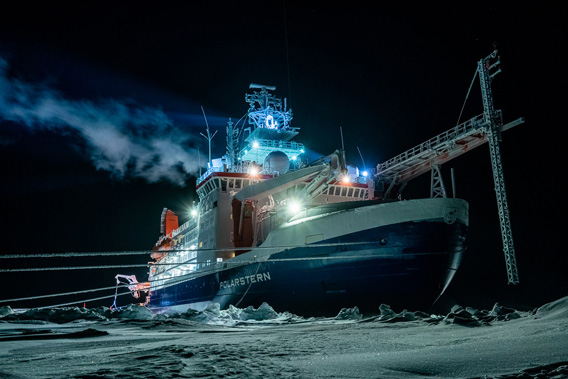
[0,297,567,378]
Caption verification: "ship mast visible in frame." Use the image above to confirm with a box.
[225,118,239,171]
[200,106,217,163]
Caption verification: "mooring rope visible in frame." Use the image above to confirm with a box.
[0,240,385,259]
[0,250,457,308]
[0,251,449,273]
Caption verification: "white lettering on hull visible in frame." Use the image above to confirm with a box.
[219,272,272,290]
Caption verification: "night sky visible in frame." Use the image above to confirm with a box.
[0,2,566,311]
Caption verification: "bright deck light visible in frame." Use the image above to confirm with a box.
[190,209,198,217]
[250,166,258,176]
[362,170,368,177]
[288,199,302,215]
[252,141,259,148]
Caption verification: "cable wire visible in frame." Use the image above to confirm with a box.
[456,68,479,126]
[0,250,457,307]
[0,240,386,259]
[0,250,448,273]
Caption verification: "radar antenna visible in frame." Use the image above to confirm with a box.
[200,106,218,163]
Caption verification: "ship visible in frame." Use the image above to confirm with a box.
[116,50,522,316]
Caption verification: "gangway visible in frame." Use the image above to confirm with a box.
[374,49,522,285]
[376,114,523,188]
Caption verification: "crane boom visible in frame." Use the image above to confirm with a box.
[376,114,523,187]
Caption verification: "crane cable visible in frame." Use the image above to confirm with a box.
[456,68,479,126]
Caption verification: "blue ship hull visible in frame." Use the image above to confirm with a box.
[148,216,467,316]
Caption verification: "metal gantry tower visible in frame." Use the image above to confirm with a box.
[478,50,520,285]
[375,49,523,285]
[430,164,447,198]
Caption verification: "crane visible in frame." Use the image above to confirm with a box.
[374,49,522,285]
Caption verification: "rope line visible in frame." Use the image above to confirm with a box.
[0,241,388,259]
[0,251,458,307]
[0,283,127,304]
[0,251,152,259]
[34,290,134,310]
[0,251,450,273]
[0,261,227,307]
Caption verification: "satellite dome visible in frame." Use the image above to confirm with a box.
[264,151,290,175]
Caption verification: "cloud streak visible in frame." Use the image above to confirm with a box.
[0,57,205,185]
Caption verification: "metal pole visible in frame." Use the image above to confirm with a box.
[451,167,456,198]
